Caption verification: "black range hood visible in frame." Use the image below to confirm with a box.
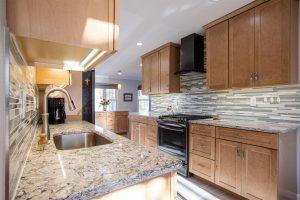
[175,33,205,75]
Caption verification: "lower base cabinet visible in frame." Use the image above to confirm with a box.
[95,171,177,200]
[129,115,158,147]
[241,144,277,200]
[215,139,242,195]
[190,123,279,200]
[189,154,215,182]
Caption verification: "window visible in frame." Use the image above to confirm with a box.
[138,90,150,112]
[95,88,117,111]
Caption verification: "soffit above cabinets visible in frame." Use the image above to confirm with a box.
[16,36,91,69]
[7,0,119,71]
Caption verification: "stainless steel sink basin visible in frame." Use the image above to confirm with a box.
[53,132,112,150]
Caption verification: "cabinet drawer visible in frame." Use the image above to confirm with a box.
[115,111,128,116]
[146,138,157,148]
[129,115,148,124]
[216,127,278,149]
[147,117,157,126]
[147,124,157,140]
[189,154,215,183]
[190,134,215,160]
[190,124,216,137]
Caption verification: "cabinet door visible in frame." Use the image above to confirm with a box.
[95,112,107,129]
[7,0,118,50]
[215,139,242,195]
[139,123,147,146]
[159,47,170,93]
[147,124,158,141]
[229,9,255,88]
[150,52,160,94]
[130,122,139,144]
[254,0,291,86]
[142,56,151,95]
[241,144,277,200]
[115,115,128,133]
[206,21,229,89]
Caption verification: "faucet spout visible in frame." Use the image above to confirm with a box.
[42,87,76,140]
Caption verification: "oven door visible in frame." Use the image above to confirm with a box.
[158,122,187,161]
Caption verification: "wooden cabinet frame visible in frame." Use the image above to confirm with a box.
[141,43,180,95]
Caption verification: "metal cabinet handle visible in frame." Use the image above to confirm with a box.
[250,73,253,81]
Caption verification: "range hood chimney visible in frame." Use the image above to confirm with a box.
[175,33,204,75]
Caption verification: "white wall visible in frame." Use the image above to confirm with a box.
[0,0,7,199]
[95,75,140,112]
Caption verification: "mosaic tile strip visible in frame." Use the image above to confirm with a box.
[9,64,38,199]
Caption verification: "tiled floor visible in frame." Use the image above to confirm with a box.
[177,175,243,200]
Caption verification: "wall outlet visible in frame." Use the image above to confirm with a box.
[250,97,256,107]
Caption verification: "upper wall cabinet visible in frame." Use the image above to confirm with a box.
[7,0,119,71]
[206,21,229,90]
[141,43,180,95]
[205,0,298,89]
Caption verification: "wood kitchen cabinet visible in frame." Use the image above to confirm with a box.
[241,144,277,200]
[254,0,298,86]
[206,21,229,90]
[36,67,71,86]
[7,0,119,71]
[129,115,158,147]
[229,9,255,88]
[189,123,283,200]
[215,139,242,195]
[189,124,216,182]
[141,43,180,95]
[205,0,298,89]
[95,111,128,134]
[215,127,278,200]
[7,0,119,50]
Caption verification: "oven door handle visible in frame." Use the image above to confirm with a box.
[158,124,185,132]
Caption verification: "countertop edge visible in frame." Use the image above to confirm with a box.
[189,119,300,134]
[64,163,182,200]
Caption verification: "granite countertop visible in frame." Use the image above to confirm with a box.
[15,121,182,200]
[189,118,300,134]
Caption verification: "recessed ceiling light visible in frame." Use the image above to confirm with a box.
[117,70,122,75]
[137,42,143,46]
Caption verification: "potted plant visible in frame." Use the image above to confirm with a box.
[100,99,110,111]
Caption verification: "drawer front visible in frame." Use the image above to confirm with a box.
[190,134,215,160]
[147,124,157,140]
[189,153,215,183]
[216,127,278,149]
[96,112,107,117]
[129,115,147,123]
[147,117,157,126]
[146,138,157,148]
[115,111,128,116]
[190,124,216,137]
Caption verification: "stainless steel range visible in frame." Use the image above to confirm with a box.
[157,114,212,177]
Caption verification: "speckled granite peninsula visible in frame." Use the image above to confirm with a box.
[15,121,182,200]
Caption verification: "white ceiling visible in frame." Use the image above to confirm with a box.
[95,0,254,81]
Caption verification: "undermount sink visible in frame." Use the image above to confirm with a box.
[53,132,112,150]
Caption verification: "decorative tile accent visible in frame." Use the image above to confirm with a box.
[9,64,38,199]
[151,73,300,124]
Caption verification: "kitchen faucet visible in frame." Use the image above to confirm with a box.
[42,87,76,140]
